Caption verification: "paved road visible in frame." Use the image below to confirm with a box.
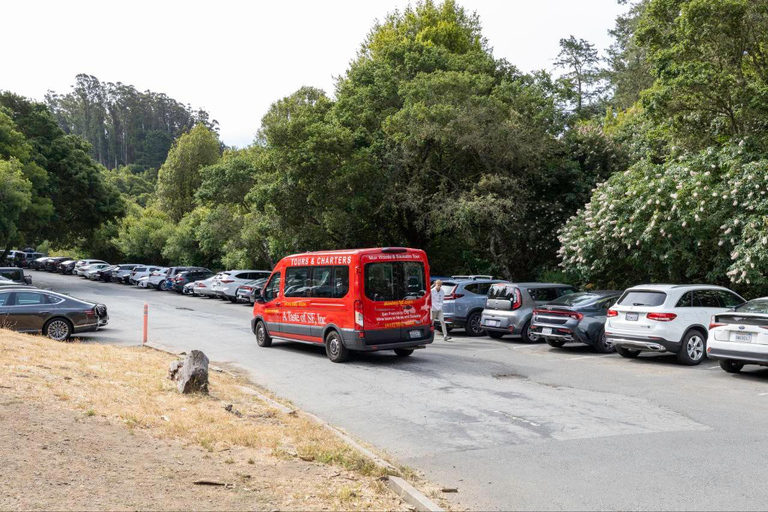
[28,271,768,510]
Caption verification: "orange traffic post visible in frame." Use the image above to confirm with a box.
[142,303,148,345]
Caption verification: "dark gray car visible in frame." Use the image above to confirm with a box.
[0,287,108,341]
[0,267,32,285]
[531,291,622,353]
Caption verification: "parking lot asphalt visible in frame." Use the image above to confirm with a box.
[28,271,768,510]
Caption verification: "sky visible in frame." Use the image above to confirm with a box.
[1,0,627,148]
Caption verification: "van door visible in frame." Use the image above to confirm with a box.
[281,267,316,341]
[261,272,282,335]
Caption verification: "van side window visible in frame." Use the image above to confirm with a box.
[263,273,281,302]
[285,267,311,297]
[311,267,334,298]
[333,266,349,298]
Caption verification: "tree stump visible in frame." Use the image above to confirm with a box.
[177,350,209,394]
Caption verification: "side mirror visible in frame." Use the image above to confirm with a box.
[254,291,266,304]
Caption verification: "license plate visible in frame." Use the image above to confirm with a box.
[409,330,421,339]
[626,312,639,321]
[542,327,553,335]
[734,333,752,343]
[487,320,499,327]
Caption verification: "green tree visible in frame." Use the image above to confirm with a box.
[156,124,221,222]
[555,35,603,116]
[605,0,654,110]
[115,206,175,264]
[0,159,33,249]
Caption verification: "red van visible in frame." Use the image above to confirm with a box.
[251,247,434,362]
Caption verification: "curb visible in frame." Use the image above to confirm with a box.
[145,342,444,512]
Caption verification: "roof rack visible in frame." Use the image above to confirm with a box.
[451,275,494,280]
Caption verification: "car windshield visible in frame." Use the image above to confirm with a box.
[618,291,667,307]
[549,292,604,307]
[736,299,768,314]
[488,284,517,300]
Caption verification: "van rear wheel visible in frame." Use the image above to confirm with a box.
[325,330,349,363]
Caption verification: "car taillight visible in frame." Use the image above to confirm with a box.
[647,312,677,322]
[221,279,234,283]
[242,286,252,291]
[607,309,618,317]
[444,293,464,300]
[354,300,364,330]
[709,315,725,329]
[85,308,96,317]
[198,283,206,288]
[511,288,523,310]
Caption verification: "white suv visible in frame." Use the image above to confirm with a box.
[606,284,745,365]
[212,270,271,302]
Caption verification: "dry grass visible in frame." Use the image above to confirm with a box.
[0,329,412,510]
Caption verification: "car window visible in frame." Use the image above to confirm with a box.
[45,294,65,305]
[477,283,494,295]
[311,266,334,298]
[263,272,281,302]
[14,292,47,306]
[528,288,559,302]
[0,292,10,306]
[463,283,480,294]
[550,292,602,307]
[695,290,722,308]
[736,299,768,314]
[675,291,693,308]
[558,287,578,297]
[284,267,311,297]
[488,284,516,300]
[596,297,618,310]
[333,266,349,299]
[0,269,22,282]
[618,291,667,307]
[717,291,744,308]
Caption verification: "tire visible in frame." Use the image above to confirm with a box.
[676,330,707,366]
[592,329,615,354]
[488,331,505,339]
[719,359,744,373]
[465,311,485,337]
[394,349,414,357]
[159,281,167,291]
[546,338,566,348]
[229,296,238,304]
[521,320,537,343]
[255,321,272,347]
[44,318,73,342]
[616,345,641,358]
[325,330,349,363]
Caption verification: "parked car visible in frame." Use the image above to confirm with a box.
[606,284,746,365]
[171,269,213,293]
[0,287,108,341]
[189,273,222,297]
[57,259,77,274]
[236,278,268,305]
[129,266,162,285]
[20,252,45,268]
[153,267,204,291]
[74,259,108,276]
[441,277,508,336]
[110,264,141,284]
[0,267,32,285]
[93,265,119,282]
[182,281,198,295]
[481,283,578,341]
[708,298,768,373]
[252,247,433,362]
[30,257,51,271]
[136,276,150,288]
[214,270,272,303]
[146,268,171,289]
[82,263,111,280]
[3,250,24,266]
[44,257,70,272]
[531,291,622,353]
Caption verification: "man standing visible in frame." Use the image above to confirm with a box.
[431,280,452,341]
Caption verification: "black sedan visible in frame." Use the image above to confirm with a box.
[44,257,70,272]
[0,287,108,341]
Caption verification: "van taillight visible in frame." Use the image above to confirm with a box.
[354,300,364,330]
[511,288,522,310]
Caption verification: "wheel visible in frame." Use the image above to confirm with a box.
[159,281,167,291]
[521,321,537,343]
[488,331,505,339]
[325,330,349,363]
[676,330,706,365]
[719,359,744,373]
[394,349,414,357]
[546,338,566,348]
[44,318,72,341]
[255,321,272,347]
[616,345,641,358]
[592,329,615,354]
[465,311,485,337]
[229,296,238,303]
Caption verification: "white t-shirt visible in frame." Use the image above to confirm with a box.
[431,288,445,311]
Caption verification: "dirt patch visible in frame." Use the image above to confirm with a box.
[0,329,409,510]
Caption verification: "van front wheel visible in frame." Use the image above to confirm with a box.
[325,330,349,363]
[255,321,272,347]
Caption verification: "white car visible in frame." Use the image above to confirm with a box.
[79,263,111,278]
[75,260,108,276]
[193,273,224,298]
[708,297,768,373]
[136,275,150,288]
[146,268,171,289]
[129,265,162,285]
[606,284,745,365]
[212,270,271,302]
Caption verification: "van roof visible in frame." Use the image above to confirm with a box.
[284,247,424,258]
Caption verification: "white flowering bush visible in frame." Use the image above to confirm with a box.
[558,143,768,295]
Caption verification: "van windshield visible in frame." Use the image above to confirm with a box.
[488,284,516,300]
[365,262,426,301]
